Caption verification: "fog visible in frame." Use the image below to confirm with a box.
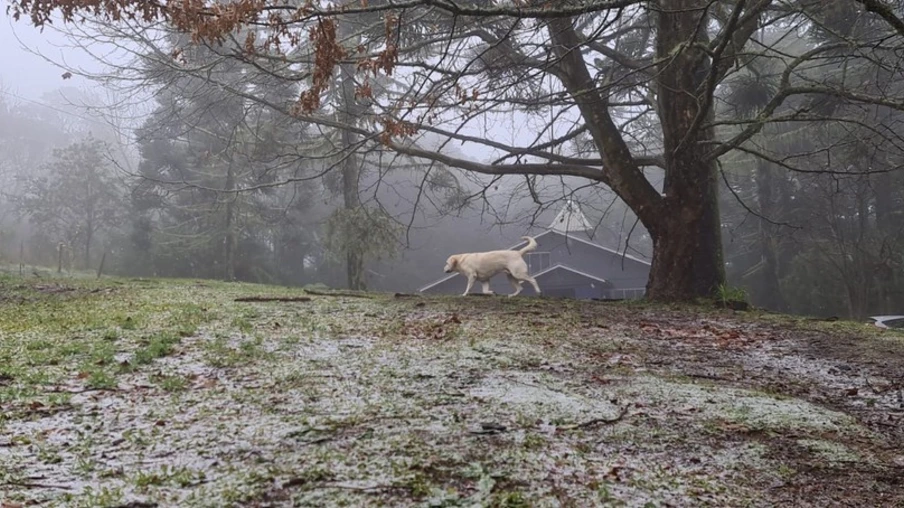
[2,3,903,320]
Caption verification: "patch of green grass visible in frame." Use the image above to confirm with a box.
[172,304,208,335]
[593,481,618,503]
[489,490,532,508]
[89,341,116,365]
[204,335,272,368]
[117,314,139,330]
[61,485,125,507]
[134,465,206,490]
[521,433,547,451]
[231,316,254,333]
[154,373,189,392]
[37,445,64,465]
[715,283,748,304]
[776,463,796,480]
[59,341,90,358]
[84,367,117,390]
[128,331,182,369]
[21,368,59,386]
[798,438,861,463]
[404,471,434,498]
[74,454,99,475]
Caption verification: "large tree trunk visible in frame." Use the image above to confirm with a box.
[872,170,901,312]
[755,159,787,311]
[224,158,236,281]
[84,221,93,270]
[646,0,725,301]
[645,161,724,301]
[338,43,366,291]
[548,3,726,302]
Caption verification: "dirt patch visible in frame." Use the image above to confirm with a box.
[573,306,904,507]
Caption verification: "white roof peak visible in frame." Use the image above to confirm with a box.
[550,199,592,233]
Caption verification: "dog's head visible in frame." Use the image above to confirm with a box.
[444,255,459,273]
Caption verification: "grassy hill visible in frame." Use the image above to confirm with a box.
[1,274,902,507]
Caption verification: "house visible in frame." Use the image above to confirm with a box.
[419,200,651,299]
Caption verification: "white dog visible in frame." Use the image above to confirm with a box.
[443,236,542,297]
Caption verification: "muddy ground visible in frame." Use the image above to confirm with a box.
[0,276,902,507]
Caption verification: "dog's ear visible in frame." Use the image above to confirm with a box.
[449,257,458,268]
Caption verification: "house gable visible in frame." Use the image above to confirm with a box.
[550,199,594,234]
[510,229,650,267]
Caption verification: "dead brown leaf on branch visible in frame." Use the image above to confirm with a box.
[292,17,346,115]
[10,0,410,123]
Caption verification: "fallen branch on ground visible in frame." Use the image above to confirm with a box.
[469,422,508,435]
[234,296,312,302]
[3,480,72,490]
[21,403,74,416]
[282,479,410,493]
[43,385,123,393]
[557,406,629,431]
[296,436,334,446]
[303,289,372,299]
[687,372,725,381]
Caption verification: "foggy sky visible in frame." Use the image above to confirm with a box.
[1,17,100,100]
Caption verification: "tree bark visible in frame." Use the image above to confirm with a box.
[85,222,93,270]
[755,159,787,311]
[224,158,236,281]
[646,0,725,301]
[874,170,899,234]
[872,170,900,312]
[96,251,106,279]
[338,22,366,291]
[547,4,726,302]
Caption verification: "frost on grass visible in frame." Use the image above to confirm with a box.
[469,371,620,423]
[622,375,858,432]
[796,439,863,464]
[1,279,901,507]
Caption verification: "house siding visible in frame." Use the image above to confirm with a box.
[522,231,650,297]
[533,267,606,299]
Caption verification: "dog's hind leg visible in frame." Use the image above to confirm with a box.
[506,273,523,297]
[462,275,476,296]
[525,275,541,295]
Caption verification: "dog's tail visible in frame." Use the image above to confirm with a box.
[518,236,538,256]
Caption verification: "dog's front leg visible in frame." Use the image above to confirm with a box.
[481,281,495,295]
[462,275,476,296]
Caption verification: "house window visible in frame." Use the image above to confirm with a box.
[525,252,551,274]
